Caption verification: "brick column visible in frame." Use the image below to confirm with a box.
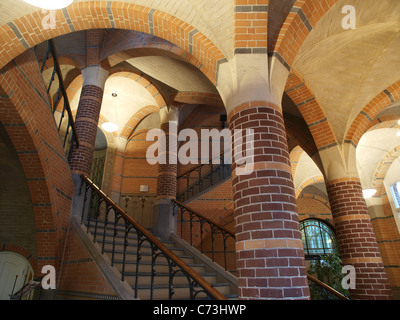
[156,108,178,199]
[326,177,393,300]
[69,67,109,176]
[229,101,310,300]
[153,106,179,240]
[69,66,109,220]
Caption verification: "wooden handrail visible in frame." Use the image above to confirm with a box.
[173,199,235,238]
[307,274,349,300]
[81,175,227,300]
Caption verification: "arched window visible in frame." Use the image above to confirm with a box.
[300,219,337,258]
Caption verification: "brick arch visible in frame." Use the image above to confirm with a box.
[372,144,400,196]
[345,80,400,146]
[0,244,38,275]
[295,175,325,198]
[366,116,399,133]
[120,105,160,141]
[0,1,226,85]
[272,0,340,68]
[285,113,319,158]
[297,193,331,212]
[55,69,167,115]
[0,50,70,271]
[289,145,305,178]
[285,70,337,151]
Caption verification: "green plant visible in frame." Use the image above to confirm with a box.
[308,253,350,300]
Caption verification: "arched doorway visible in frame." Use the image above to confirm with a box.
[0,252,34,300]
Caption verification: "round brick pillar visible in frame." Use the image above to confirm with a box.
[156,106,179,200]
[326,177,393,300]
[229,101,310,300]
[69,66,109,177]
[153,106,179,240]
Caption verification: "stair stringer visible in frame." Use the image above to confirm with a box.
[69,216,138,300]
[170,233,238,297]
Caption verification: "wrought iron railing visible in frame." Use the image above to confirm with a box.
[38,39,79,161]
[79,175,226,300]
[172,200,235,273]
[177,150,231,202]
[9,277,44,300]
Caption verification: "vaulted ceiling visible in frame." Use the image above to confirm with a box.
[1,0,400,197]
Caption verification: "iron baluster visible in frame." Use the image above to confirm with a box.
[52,87,61,114]
[63,119,71,149]
[92,197,104,243]
[172,199,235,273]
[79,179,90,225]
[101,204,112,254]
[57,100,66,132]
[211,225,216,262]
[79,175,227,301]
[40,45,51,73]
[134,232,144,298]
[150,243,160,300]
[111,212,121,267]
[223,232,229,271]
[189,210,193,246]
[122,219,132,283]
[47,66,56,94]
[168,259,175,300]
[200,220,205,254]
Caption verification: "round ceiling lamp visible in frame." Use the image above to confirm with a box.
[363,189,377,199]
[101,122,119,133]
[23,0,74,10]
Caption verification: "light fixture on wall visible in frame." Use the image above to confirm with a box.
[24,0,74,10]
[363,188,377,199]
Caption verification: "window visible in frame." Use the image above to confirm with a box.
[390,182,400,210]
[300,219,337,258]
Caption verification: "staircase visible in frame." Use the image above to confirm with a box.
[86,218,237,300]
[78,175,237,300]
[78,172,347,301]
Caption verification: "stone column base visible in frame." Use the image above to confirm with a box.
[152,199,176,241]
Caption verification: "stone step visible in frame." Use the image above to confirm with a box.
[113,260,207,274]
[123,272,218,286]
[134,282,232,300]
[103,249,195,264]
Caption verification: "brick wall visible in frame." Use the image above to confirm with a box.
[57,227,118,300]
[0,122,37,260]
[120,131,159,196]
[0,48,74,274]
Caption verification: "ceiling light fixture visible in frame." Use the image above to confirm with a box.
[23,0,74,10]
[101,122,119,133]
[363,189,377,199]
